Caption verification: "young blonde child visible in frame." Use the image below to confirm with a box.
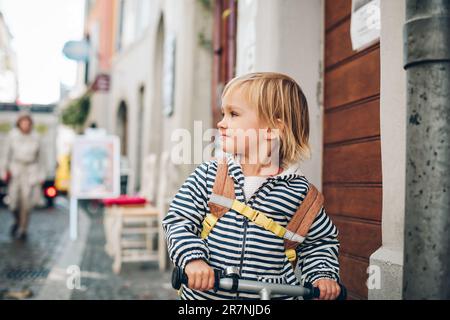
[163,72,340,300]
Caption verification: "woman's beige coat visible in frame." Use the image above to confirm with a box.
[2,128,46,211]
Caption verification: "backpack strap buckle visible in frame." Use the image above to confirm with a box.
[201,213,219,239]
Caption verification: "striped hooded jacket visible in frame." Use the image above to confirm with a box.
[162,154,340,300]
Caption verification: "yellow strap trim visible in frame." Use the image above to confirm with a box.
[285,249,297,262]
[231,201,247,216]
[201,213,219,239]
[222,8,231,19]
[202,200,297,262]
[231,200,286,238]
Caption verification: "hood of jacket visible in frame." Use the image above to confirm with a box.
[225,153,305,184]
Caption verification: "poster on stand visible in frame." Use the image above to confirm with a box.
[70,135,120,199]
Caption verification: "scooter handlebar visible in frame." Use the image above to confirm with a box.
[172,266,347,300]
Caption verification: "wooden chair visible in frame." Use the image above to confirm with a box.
[109,204,159,274]
[103,153,163,274]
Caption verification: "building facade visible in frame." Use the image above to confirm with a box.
[231,0,405,300]
[0,11,18,103]
[82,0,409,299]
[83,0,116,130]
[107,0,213,194]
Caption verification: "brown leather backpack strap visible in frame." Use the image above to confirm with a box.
[284,184,324,266]
[207,159,235,219]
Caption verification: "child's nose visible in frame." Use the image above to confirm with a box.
[217,118,226,129]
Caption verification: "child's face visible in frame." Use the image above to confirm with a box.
[218,87,274,161]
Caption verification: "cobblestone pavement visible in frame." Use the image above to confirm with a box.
[0,204,68,299]
[70,212,178,300]
[1,198,178,300]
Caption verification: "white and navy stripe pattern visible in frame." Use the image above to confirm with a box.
[162,155,340,300]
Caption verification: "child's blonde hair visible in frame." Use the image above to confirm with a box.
[222,72,311,168]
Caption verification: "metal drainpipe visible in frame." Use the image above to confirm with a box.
[403,0,450,299]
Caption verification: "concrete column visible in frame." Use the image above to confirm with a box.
[403,0,450,299]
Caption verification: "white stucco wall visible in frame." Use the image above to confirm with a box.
[369,0,406,300]
[236,0,324,188]
[109,0,213,194]
[236,0,406,299]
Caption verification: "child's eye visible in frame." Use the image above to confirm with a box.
[231,112,238,117]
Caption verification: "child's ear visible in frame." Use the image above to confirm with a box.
[266,119,284,140]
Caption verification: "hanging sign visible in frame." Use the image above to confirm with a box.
[350,0,381,51]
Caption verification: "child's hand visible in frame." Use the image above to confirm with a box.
[184,259,215,291]
[313,279,341,300]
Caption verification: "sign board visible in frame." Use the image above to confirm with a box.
[350,0,381,51]
[63,40,91,62]
[92,74,110,92]
[69,135,120,240]
[70,135,120,199]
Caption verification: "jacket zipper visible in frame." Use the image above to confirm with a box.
[235,177,274,299]
[235,183,247,300]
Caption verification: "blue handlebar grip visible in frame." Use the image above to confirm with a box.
[337,283,347,300]
[172,266,187,290]
[171,267,222,291]
[303,282,320,300]
[303,282,347,300]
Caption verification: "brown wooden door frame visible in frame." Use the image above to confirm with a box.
[211,0,238,129]
[323,0,382,300]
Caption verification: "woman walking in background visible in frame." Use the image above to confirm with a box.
[1,111,46,241]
